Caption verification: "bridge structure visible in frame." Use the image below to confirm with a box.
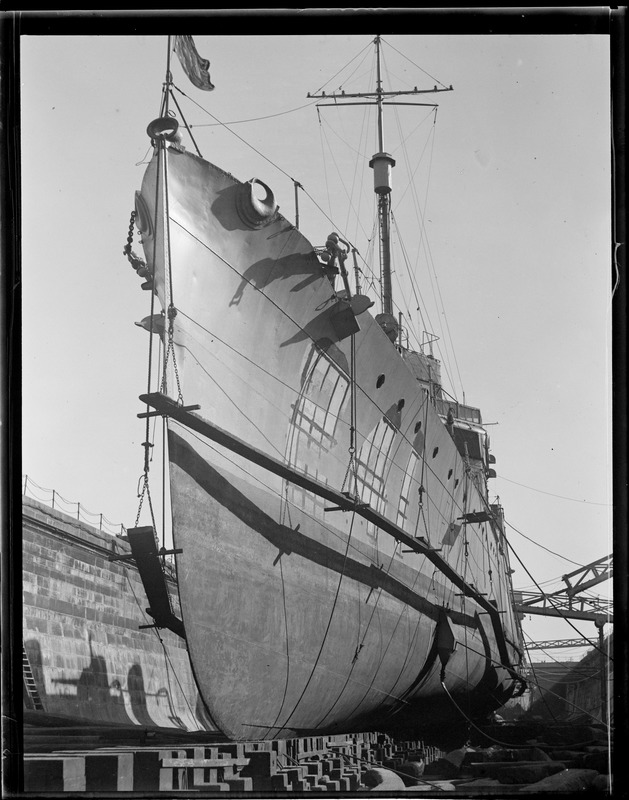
[513,554,612,726]
[513,554,612,624]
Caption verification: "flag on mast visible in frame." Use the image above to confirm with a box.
[173,36,215,91]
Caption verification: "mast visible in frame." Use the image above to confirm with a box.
[308,36,452,341]
[372,36,394,317]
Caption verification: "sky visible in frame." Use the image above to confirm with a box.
[19,22,613,665]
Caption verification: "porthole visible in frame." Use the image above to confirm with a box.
[432,447,439,458]
[414,421,422,433]
[448,469,453,479]
[397,399,405,411]
[376,374,385,388]
[455,479,459,488]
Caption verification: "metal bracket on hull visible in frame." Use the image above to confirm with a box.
[125,525,186,639]
[324,491,369,512]
[107,553,136,563]
[138,403,200,420]
[403,536,442,554]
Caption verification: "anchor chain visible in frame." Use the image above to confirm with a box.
[161,305,184,405]
[123,210,153,286]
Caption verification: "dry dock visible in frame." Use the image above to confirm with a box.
[20,494,612,794]
[22,721,612,794]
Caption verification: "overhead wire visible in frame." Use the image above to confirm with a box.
[272,511,359,735]
[504,518,590,568]
[506,538,612,661]
[381,37,452,90]
[499,474,611,507]
[381,45,465,401]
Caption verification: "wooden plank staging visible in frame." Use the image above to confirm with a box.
[23,731,438,793]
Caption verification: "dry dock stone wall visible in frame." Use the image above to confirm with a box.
[22,496,211,732]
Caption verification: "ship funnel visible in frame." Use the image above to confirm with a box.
[369,152,396,194]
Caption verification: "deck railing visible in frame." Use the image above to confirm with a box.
[434,396,482,425]
[22,475,127,537]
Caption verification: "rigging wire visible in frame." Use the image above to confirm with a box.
[118,553,196,723]
[189,88,381,294]
[266,554,293,737]
[506,538,612,662]
[381,37,452,91]
[499,474,612,507]
[309,37,374,97]
[176,306,463,530]
[273,511,359,735]
[504,518,590,568]
[171,83,306,186]
[317,117,373,244]
[189,100,319,128]
[311,543,406,730]
[438,637,611,737]
[169,216,474,529]
[380,46,465,401]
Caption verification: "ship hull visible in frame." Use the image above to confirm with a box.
[169,429,512,741]
[136,144,523,740]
